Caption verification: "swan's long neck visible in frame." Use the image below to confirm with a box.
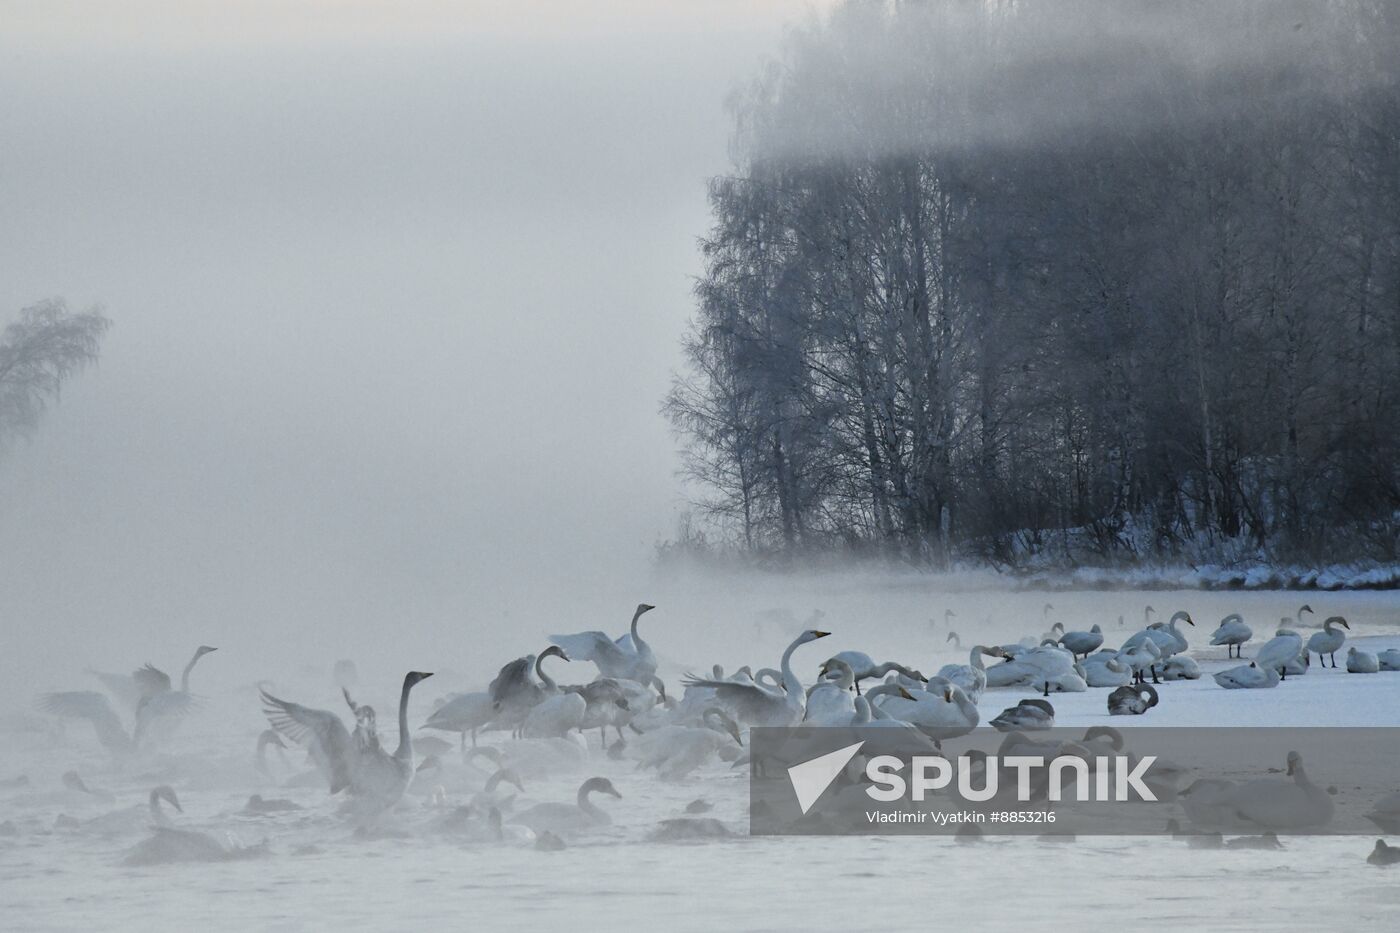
[969,648,987,672]
[629,606,648,652]
[393,676,417,761]
[179,651,204,693]
[577,785,602,816]
[779,637,805,696]
[536,653,559,691]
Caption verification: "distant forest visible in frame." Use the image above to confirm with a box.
[665,0,1400,570]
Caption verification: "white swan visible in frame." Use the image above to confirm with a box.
[1213,660,1279,689]
[1379,648,1400,671]
[1161,655,1200,681]
[984,641,1079,690]
[1117,638,1163,684]
[510,776,622,835]
[521,692,587,739]
[1082,652,1134,687]
[1254,629,1306,680]
[421,691,494,749]
[873,682,978,740]
[1122,611,1194,668]
[804,659,857,725]
[1209,613,1252,658]
[826,651,924,694]
[550,603,659,684]
[1307,616,1350,668]
[262,671,434,824]
[1058,624,1103,659]
[679,629,830,727]
[937,645,1008,700]
[1346,646,1379,673]
[632,708,743,780]
[1215,751,1333,831]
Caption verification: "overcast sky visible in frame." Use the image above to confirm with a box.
[0,1,824,692]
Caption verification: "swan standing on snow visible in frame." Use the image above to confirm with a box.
[422,690,494,749]
[262,671,434,824]
[510,776,622,835]
[1058,624,1103,659]
[1346,646,1379,673]
[1213,661,1280,689]
[680,629,831,727]
[1209,613,1252,659]
[550,603,659,685]
[1122,611,1194,672]
[1307,616,1350,668]
[1117,638,1163,684]
[1254,629,1305,680]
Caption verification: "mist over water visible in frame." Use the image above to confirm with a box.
[0,2,828,706]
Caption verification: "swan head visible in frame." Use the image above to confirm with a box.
[1326,616,1350,631]
[801,629,832,644]
[195,645,218,658]
[980,645,1009,659]
[1145,605,1156,618]
[581,776,622,800]
[538,646,569,663]
[702,707,744,745]
[1170,611,1194,627]
[404,671,435,689]
[636,603,656,617]
[946,631,959,643]
[150,785,182,813]
[1298,604,1314,618]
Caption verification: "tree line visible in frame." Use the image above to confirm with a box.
[665,0,1400,569]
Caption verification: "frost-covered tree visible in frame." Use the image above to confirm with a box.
[0,299,110,451]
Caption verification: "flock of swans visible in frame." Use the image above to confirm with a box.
[14,599,1400,867]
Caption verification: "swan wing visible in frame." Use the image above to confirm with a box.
[131,663,172,698]
[85,669,144,709]
[261,691,354,794]
[423,692,494,731]
[548,631,633,668]
[38,691,132,753]
[680,676,785,723]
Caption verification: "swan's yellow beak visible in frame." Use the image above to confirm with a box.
[813,631,831,639]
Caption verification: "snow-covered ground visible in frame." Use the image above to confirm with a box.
[2,586,1398,931]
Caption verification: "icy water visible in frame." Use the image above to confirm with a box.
[3,585,1399,931]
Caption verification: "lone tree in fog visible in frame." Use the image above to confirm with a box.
[0,299,109,451]
[667,0,1400,569]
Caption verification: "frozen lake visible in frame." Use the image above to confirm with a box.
[3,583,1399,931]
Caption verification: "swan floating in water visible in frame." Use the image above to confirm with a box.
[1346,646,1379,673]
[1369,839,1400,866]
[262,670,434,825]
[510,776,622,835]
[1208,751,1334,831]
[1306,616,1349,668]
